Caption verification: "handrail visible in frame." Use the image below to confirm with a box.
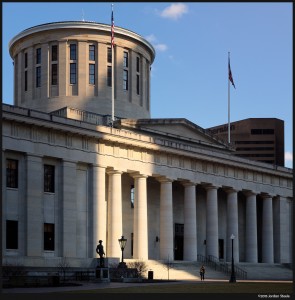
[197,254,247,279]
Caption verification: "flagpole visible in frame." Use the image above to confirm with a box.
[111,3,115,126]
[228,51,230,144]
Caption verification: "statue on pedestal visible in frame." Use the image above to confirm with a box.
[96,240,105,267]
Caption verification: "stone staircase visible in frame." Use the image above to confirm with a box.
[124,259,293,281]
[237,263,293,281]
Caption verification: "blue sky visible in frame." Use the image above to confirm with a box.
[2,2,293,168]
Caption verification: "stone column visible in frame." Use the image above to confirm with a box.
[58,41,67,97]
[273,196,291,263]
[183,182,197,261]
[61,160,77,257]
[205,185,219,258]
[262,194,274,263]
[26,154,43,256]
[107,170,123,258]
[226,189,239,262]
[245,191,258,262]
[92,165,106,258]
[159,178,174,260]
[133,174,148,260]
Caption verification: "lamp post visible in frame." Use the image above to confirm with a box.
[229,234,236,283]
[118,235,127,268]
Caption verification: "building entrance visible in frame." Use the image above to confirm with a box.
[174,223,184,260]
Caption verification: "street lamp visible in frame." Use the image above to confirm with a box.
[118,235,127,268]
[229,234,236,283]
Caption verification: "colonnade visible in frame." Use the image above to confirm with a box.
[92,166,280,263]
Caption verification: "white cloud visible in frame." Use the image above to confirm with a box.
[160,3,188,20]
[285,151,293,162]
[145,34,157,44]
[145,34,168,52]
[154,44,168,52]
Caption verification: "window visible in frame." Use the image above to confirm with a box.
[89,64,95,84]
[52,45,58,61]
[25,71,28,91]
[51,64,58,85]
[6,159,18,188]
[36,48,41,64]
[70,44,77,60]
[70,63,76,84]
[89,45,95,61]
[136,56,140,72]
[107,66,112,87]
[136,74,140,95]
[36,66,41,87]
[44,223,55,251]
[130,185,134,208]
[24,53,28,68]
[6,220,18,249]
[123,70,128,90]
[44,164,55,193]
[123,51,128,68]
[251,129,274,135]
[107,47,112,63]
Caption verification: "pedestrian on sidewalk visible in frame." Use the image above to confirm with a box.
[200,265,205,281]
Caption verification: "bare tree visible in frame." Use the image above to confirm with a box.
[162,255,173,281]
[57,256,70,282]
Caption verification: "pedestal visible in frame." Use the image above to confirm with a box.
[95,267,110,282]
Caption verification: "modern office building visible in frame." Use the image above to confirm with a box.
[2,21,293,270]
[207,118,285,166]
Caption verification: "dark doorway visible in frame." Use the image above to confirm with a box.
[174,223,184,260]
[218,239,224,259]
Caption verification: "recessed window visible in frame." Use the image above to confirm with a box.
[136,56,140,72]
[123,70,128,91]
[107,47,112,63]
[25,71,28,91]
[89,45,95,61]
[44,223,55,251]
[123,51,128,68]
[136,74,140,95]
[24,53,28,68]
[51,64,58,85]
[6,159,18,188]
[44,164,55,193]
[36,48,41,64]
[107,66,112,87]
[6,220,18,249]
[70,44,77,60]
[70,63,76,84]
[89,64,95,84]
[36,66,41,87]
[52,45,58,61]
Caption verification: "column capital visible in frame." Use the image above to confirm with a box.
[203,183,220,191]
[92,164,107,169]
[155,176,173,183]
[106,169,123,175]
[181,180,198,187]
[243,190,258,197]
[130,172,148,179]
[224,187,239,194]
[260,192,275,199]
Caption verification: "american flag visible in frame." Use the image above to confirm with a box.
[228,58,235,89]
[111,5,115,48]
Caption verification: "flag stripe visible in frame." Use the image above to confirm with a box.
[111,9,114,48]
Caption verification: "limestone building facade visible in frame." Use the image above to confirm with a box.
[3,21,293,269]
